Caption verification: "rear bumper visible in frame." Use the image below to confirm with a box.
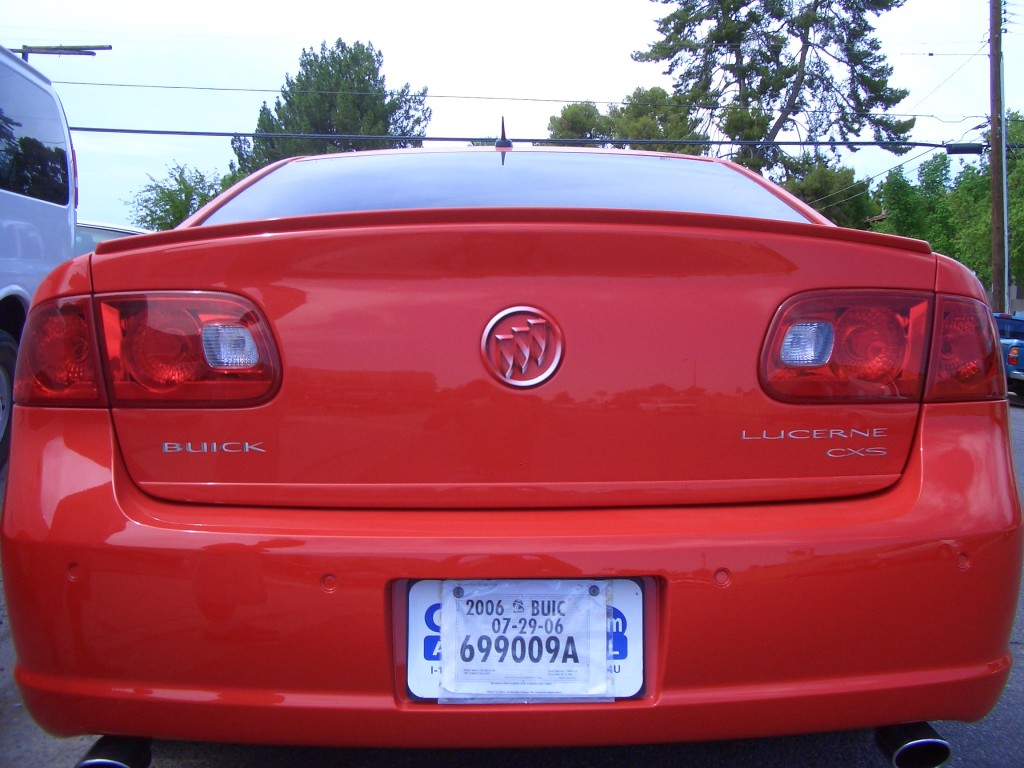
[2,402,1021,747]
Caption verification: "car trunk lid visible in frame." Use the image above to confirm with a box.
[91,209,936,509]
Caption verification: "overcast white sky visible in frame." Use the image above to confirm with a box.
[4,0,1021,226]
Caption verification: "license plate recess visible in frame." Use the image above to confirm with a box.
[407,578,643,702]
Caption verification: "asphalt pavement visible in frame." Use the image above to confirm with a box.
[2,411,1023,768]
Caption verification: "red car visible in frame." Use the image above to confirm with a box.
[3,148,1021,768]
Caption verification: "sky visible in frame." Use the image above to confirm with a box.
[4,0,1021,226]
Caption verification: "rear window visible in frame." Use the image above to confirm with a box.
[996,316,1024,340]
[200,150,813,226]
[0,61,70,206]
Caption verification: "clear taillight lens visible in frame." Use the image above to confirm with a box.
[15,292,280,407]
[762,291,932,402]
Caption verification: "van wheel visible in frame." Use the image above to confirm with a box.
[0,330,17,469]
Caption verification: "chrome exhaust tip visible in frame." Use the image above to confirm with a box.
[75,736,152,768]
[875,722,951,768]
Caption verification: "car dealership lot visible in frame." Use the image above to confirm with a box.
[2,410,1022,768]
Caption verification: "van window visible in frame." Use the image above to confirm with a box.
[0,67,70,205]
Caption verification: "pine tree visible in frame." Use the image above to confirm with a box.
[231,39,431,176]
[634,0,915,171]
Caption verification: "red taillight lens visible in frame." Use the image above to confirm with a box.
[15,297,105,405]
[119,303,206,391]
[764,291,1005,404]
[98,293,280,406]
[924,296,1005,401]
[1010,347,1020,367]
[16,292,280,408]
[762,291,933,403]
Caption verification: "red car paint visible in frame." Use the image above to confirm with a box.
[2,148,1020,748]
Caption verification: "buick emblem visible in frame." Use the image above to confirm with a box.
[481,306,564,388]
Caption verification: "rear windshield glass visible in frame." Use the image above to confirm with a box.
[200,151,812,226]
[996,317,1024,340]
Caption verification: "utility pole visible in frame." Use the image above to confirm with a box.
[990,0,1009,311]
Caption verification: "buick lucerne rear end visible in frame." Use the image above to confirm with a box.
[2,149,1021,762]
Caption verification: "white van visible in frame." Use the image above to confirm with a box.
[0,46,76,467]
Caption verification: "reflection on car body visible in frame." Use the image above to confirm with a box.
[2,147,1021,768]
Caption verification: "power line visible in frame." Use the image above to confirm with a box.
[904,42,988,112]
[812,147,941,212]
[68,125,966,151]
[52,80,629,106]
[51,79,995,124]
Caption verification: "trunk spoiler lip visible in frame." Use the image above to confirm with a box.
[92,206,935,261]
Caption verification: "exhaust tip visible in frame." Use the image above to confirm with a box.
[876,722,951,768]
[75,736,152,768]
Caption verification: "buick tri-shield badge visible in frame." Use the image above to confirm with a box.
[481,306,564,388]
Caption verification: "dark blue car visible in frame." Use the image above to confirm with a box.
[994,313,1024,399]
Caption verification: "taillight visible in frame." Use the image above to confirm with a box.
[15,292,280,408]
[923,295,1005,401]
[762,291,932,403]
[1010,347,1020,367]
[98,293,280,405]
[763,291,1005,404]
[15,297,105,406]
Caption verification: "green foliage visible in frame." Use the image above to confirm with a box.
[885,155,964,265]
[778,155,878,229]
[608,87,707,154]
[871,166,927,242]
[547,102,612,146]
[128,163,221,231]
[914,153,957,257]
[946,163,992,281]
[870,114,1024,289]
[547,87,707,153]
[231,39,431,176]
[634,0,914,171]
[1008,114,1024,286]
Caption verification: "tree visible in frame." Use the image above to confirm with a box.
[868,113,1023,289]
[128,163,222,231]
[872,166,926,241]
[231,39,431,177]
[913,153,957,257]
[547,102,612,146]
[946,162,992,282]
[547,87,707,153]
[607,87,708,154]
[1010,118,1024,286]
[779,154,878,229]
[944,114,1024,287]
[634,0,915,172]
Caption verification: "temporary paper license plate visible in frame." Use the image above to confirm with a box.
[407,579,643,701]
